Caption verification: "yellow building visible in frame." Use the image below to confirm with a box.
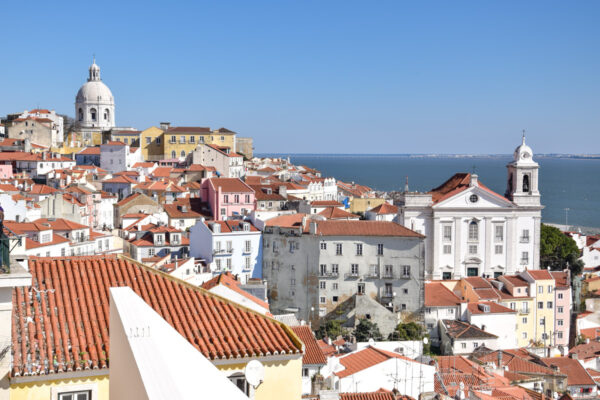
[139,126,164,161]
[110,129,141,147]
[8,255,303,400]
[163,125,236,161]
[522,270,556,346]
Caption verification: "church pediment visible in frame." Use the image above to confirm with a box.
[433,185,514,209]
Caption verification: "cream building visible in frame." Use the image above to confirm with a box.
[398,136,543,280]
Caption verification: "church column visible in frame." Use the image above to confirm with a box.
[432,217,440,279]
[484,217,492,276]
[533,216,541,269]
[454,217,462,278]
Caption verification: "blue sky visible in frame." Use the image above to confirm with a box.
[1,1,598,154]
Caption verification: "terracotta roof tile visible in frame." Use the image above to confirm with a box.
[313,220,424,238]
[467,302,516,314]
[425,282,462,307]
[542,357,596,386]
[11,255,301,377]
[526,270,554,280]
[289,325,327,366]
[209,177,254,193]
[368,203,399,215]
[335,347,423,378]
[78,147,101,155]
[442,320,498,339]
[318,207,360,220]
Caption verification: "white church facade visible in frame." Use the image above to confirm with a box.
[75,59,115,134]
[398,137,543,280]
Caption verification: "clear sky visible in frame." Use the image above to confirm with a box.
[1,1,598,154]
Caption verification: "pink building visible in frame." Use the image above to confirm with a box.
[201,178,255,221]
[552,270,572,347]
[0,164,13,179]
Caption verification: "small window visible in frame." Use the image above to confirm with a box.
[320,242,327,250]
[495,245,503,254]
[320,296,326,304]
[522,317,527,324]
[469,194,478,203]
[547,301,553,308]
[332,296,338,302]
[461,343,466,349]
[332,283,338,290]
[469,221,478,241]
[538,302,543,309]
[356,243,363,256]
[443,245,452,254]
[443,225,452,241]
[538,286,543,294]
[58,391,91,400]
[558,319,563,326]
[336,243,343,255]
[331,264,339,274]
[558,293,563,299]
[351,264,359,275]
[190,136,195,143]
[495,225,504,241]
[377,243,384,255]
[548,285,553,293]
[146,137,151,144]
[320,281,326,289]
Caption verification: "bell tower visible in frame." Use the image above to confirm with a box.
[505,132,540,207]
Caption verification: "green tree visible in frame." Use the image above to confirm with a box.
[316,320,343,340]
[392,322,425,340]
[540,224,584,276]
[353,319,383,342]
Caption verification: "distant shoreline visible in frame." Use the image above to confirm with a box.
[258,153,600,160]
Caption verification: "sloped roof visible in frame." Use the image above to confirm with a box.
[467,302,516,315]
[425,282,462,307]
[368,203,399,215]
[313,220,424,238]
[265,213,307,228]
[339,392,411,400]
[289,325,327,366]
[542,357,596,386]
[11,255,302,377]
[442,320,498,340]
[335,347,422,378]
[34,218,88,231]
[526,270,554,280]
[201,272,268,310]
[318,207,360,220]
[208,177,254,193]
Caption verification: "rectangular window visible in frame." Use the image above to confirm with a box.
[558,332,563,339]
[123,138,128,144]
[61,248,65,256]
[189,136,195,143]
[402,265,410,278]
[384,264,393,278]
[521,229,530,243]
[522,317,527,324]
[245,257,251,270]
[357,283,365,295]
[377,243,384,255]
[226,258,232,269]
[245,195,250,203]
[469,245,478,254]
[522,332,527,339]
[538,286,543,294]
[320,242,327,250]
[538,302,543,309]
[220,208,226,216]
[461,343,466,349]
[443,244,452,254]
[356,243,363,256]
[319,281,326,289]
[521,251,529,265]
[548,285,553,293]
[351,264,359,275]
[320,297,325,304]
[558,319,563,326]
[245,240,251,252]
[495,225,504,241]
[495,245,503,254]
[224,195,229,203]
[332,296,338,302]
[558,293,563,299]
[170,135,176,143]
[198,136,204,143]
[146,137,151,144]
[384,283,393,296]
[510,302,516,310]
[156,137,161,144]
[149,248,155,256]
[234,194,240,203]
[443,225,452,241]
[58,391,91,400]
[290,278,296,286]
[558,306,564,313]
[320,264,327,276]
[331,264,339,275]
[336,243,343,255]
[547,301,553,308]
[473,342,479,348]
[180,136,186,144]
[443,272,452,280]
[332,283,338,290]
[226,241,232,252]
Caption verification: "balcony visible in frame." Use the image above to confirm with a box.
[520,308,530,315]
[319,271,339,278]
[381,292,394,299]
[520,237,530,244]
[382,271,396,279]
[520,259,529,265]
[365,270,380,279]
[345,272,360,279]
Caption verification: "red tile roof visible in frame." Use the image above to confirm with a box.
[467,302,516,314]
[542,357,596,386]
[209,177,254,193]
[580,327,600,340]
[201,272,269,310]
[25,234,70,249]
[28,184,59,195]
[78,147,101,155]
[163,204,203,219]
[34,218,88,231]
[311,200,343,207]
[526,270,553,280]
[104,141,126,146]
[442,320,498,339]
[368,203,399,215]
[312,220,424,238]
[165,126,211,133]
[476,350,561,376]
[551,271,569,288]
[102,175,137,184]
[11,255,302,377]
[318,207,360,220]
[204,220,259,233]
[115,192,142,206]
[335,347,422,378]
[425,282,462,307]
[339,392,410,400]
[569,341,600,361]
[289,325,327,366]
[265,213,307,228]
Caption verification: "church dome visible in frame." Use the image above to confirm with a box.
[76,80,113,103]
[513,133,534,164]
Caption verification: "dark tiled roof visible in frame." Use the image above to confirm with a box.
[442,320,498,339]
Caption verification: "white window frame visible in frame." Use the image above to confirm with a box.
[52,384,98,400]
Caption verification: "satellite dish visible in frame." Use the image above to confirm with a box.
[423,337,429,345]
[245,360,265,388]
[368,338,376,347]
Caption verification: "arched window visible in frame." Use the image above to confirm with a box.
[180,150,186,158]
[104,109,110,121]
[522,174,530,193]
[171,150,176,159]
[90,108,97,121]
[78,108,83,121]
[468,221,479,241]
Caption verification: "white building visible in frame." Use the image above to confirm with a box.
[191,143,245,178]
[424,282,464,346]
[439,319,499,355]
[466,302,517,349]
[8,109,64,146]
[189,219,262,284]
[329,346,435,398]
[398,136,543,280]
[75,59,115,134]
[100,141,141,173]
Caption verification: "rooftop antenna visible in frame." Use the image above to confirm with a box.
[522,129,526,145]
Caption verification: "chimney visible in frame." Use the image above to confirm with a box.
[470,174,478,187]
[42,151,47,160]
[497,351,502,368]
[279,185,287,199]
[211,222,221,233]
[571,352,578,360]
[309,221,318,235]
[160,122,171,131]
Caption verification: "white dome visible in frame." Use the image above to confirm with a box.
[513,134,535,164]
[76,80,114,103]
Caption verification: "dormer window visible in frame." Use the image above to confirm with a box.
[171,234,180,245]
[155,234,164,245]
